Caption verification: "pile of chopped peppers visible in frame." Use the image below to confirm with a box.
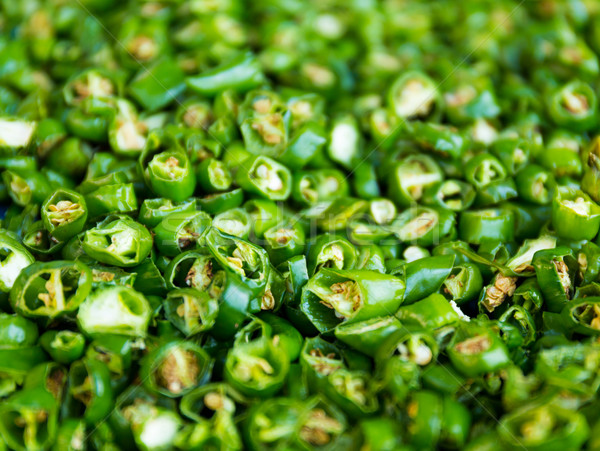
[5,0,600,450]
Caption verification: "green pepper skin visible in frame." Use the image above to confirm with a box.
[503,201,551,241]
[459,208,514,244]
[129,58,186,112]
[515,164,556,205]
[390,206,456,247]
[499,305,536,346]
[335,316,404,356]
[85,335,132,393]
[0,313,38,348]
[293,395,349,450]
[422,364,465,396]
[281,122,327,170]
[577,241,600,285]
[246,398,302,450]
[52,419,86,451]
[187,52,265,96]
[407,390,443,449]
[0,313,44,398]
[22,221,65,256]
[138,198,196,228]
[474,178,519,207]
[196,157,233,193]
[280,254,309,306]
[264,221,306,267]
[315,197,369,232]
[244,199,282,239]
[213,208,250,238]
[206,227,270,295]
[422,179,475,212]
[197,188,244,215]
[513,277,544,313]
[359,417,403,451]
[65,107,109,142]
[399,255,455,305]
[396,293,461,330]
[388,70,441,121]
[440,396,471,449]
[292,169,349,205]
[7,3,600,448]
[306,234,357,275]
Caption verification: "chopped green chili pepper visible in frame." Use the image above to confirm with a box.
[548,79,598,132]
[3,2,600,448]
[335,316,403,356]
[154,210,212,257]
[388,70,440,121]
[442,262,483,305]
[140,145,196,202]
[187,52,265,96]
[390,206,455,247]
[138,197,196,228]
[0,230,35,292]
[163,288,219,337]
[498,404,589,451]
[459,208,515,244]
[236,155,292,201]
[77,285,152,337]
[263,222,306,267]
[40,330,86,365]
[0,386,58,451]
[448,321,511,377]
[10,260,92,319]
[302,268,405,332]
[388,154,444,207]
[83,216,153,267]
[68,358,113,424]
[533,246,576,312]
[292,168,349,205]
[225,335,289,398]
[41,188,87,242]
[552,186,600,241]
[79,173,138,219]
[399,254,455,304]
[141,341,213,398]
